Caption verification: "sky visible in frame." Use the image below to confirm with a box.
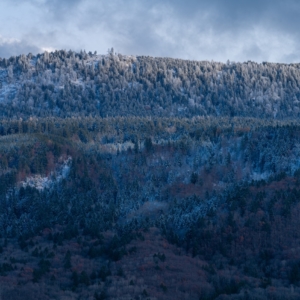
[0,0,299,63]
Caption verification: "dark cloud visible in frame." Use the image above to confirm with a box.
[1,0,300,62]
[0,38,41,59]
[70,0,300,62]
[8,0,82,19]
[42,0,83,19]
[153,0,300,37]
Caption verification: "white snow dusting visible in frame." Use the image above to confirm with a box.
[21,157,72,191]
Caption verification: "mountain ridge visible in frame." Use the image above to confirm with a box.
[1,49,300,120]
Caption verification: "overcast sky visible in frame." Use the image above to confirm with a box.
[0,0,299,63]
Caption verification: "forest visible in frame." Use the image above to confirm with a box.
[1,50,300,299]
[1,49,300,119]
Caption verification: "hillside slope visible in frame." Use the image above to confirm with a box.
[1,50,300,119]
[0,117,300,299]
[2,50,300,299]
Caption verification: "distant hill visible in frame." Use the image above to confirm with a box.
[1,49,300,119]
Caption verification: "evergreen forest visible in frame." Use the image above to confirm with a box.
[1,50,300,299]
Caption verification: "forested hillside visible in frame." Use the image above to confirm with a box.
[1,49,300,119]
[0,116,300,299]
[1,50,300,299]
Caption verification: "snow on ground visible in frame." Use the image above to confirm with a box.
[0,68,19,103]
[100,141,135,153]
[21,157,72,191]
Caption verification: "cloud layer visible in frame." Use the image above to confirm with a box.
[0,0,299,63]
[0,36,41,58]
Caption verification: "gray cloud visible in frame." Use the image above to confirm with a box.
[0,37,41,58]
[0,0,300,62]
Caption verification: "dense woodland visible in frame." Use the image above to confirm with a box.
[1,49,300,119]
[1,51,300,299]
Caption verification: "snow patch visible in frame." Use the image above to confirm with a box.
[20,157,72,191]
[251,171,270,181]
